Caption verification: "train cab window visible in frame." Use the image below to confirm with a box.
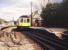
[20,19,23,22]
[23,18,27,23]
[27,19,30,22]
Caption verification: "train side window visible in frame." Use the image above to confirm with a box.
[27,19,30,22]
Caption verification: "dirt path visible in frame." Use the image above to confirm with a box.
[0,27,43,50]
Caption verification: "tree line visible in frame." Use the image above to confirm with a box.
[41,0,68,28]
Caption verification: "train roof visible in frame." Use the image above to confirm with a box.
[20,15,30,18]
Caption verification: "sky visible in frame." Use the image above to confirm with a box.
[0,0,63,21]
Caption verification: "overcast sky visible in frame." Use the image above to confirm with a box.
[0,0,63,21]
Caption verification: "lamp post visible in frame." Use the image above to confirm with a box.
[31,2,32,26]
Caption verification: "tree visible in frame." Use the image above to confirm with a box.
[41,0,68,27]
[41,3,61,27]
[61,0,68,17]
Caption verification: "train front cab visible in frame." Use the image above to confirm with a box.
[17,17,31,29]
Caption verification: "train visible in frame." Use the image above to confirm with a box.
[16,15,31,28]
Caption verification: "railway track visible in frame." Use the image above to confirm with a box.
[0,27,68,50]
[23,28,68,50]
